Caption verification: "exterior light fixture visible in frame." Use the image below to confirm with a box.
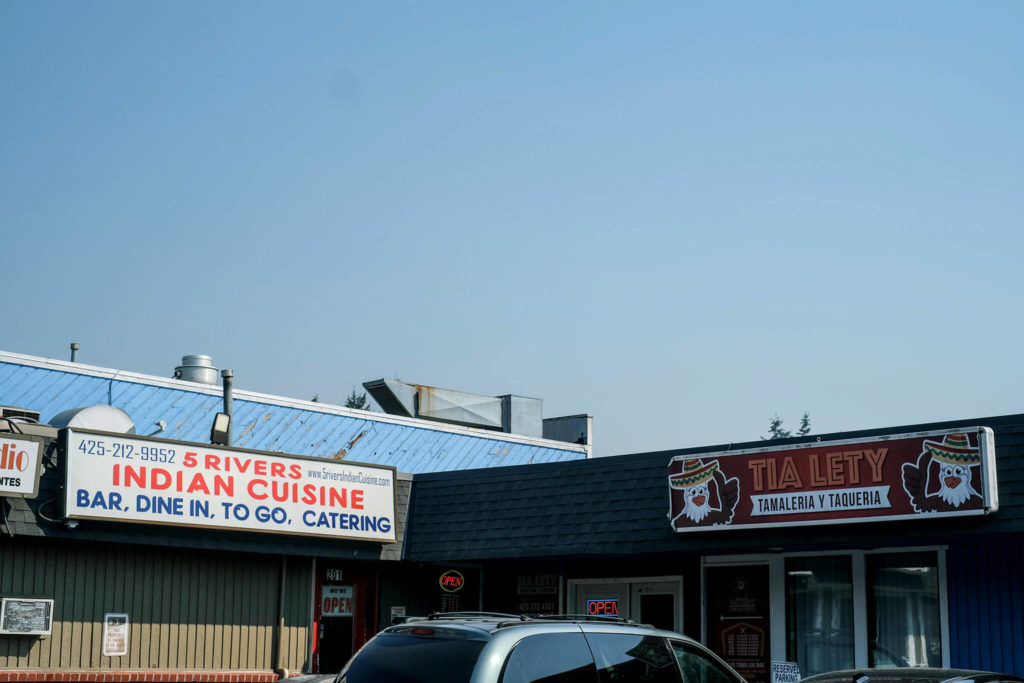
[210,412,231,446]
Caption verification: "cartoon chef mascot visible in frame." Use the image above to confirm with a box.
[669,458,739,529]
[902,432,981,513]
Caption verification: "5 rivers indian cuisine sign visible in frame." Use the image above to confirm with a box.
[668,427,997,532]
[63,429,396,543]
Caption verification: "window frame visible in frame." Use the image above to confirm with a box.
[703,547,950,670]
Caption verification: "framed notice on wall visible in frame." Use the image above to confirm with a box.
[103,613,130,656]
[0,598,53,635]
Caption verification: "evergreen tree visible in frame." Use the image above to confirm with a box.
[345,389,371,411]
[765,412,811,440]
[796,411,811,437]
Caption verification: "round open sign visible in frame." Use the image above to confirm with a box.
[439,570,465,593]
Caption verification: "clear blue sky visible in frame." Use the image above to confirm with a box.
[3,1,1022,456]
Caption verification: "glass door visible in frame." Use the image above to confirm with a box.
[704,564,771,683]
[632,580,682,632]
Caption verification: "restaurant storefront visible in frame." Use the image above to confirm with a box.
[0,425,405,680]
[405,415,1024,678]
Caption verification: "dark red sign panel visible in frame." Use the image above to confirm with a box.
[668,427,996,532]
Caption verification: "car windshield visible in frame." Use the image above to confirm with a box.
[337,632,486,683]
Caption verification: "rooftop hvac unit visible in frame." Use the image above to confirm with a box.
[0,406,42,423]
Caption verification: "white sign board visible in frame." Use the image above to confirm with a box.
[103,613,129,656]
[771,661,801,683]
[64,429,397,543]
[0,437,42,498]
[321,585,354,617]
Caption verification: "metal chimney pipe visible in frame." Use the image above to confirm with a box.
[70,343,79,362]
[221,369,234,446]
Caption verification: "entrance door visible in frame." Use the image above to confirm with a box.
[704,564,771,683]
[319,584,355,674]
[632,580,681,631]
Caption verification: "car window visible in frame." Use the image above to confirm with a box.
[337,632,485,683]
[584,633,681,683]
[500,633,599,683]
[669,640,740,683]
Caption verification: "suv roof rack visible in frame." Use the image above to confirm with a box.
[423,611,528,621]
[524,614,637,625]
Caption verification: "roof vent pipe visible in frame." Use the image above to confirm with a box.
[70,343,79,363]
[174,355,219,385]
[221,369,234,446]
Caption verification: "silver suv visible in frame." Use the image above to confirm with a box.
[335,612,746,683]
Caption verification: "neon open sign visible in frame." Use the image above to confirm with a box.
[439,570,465,593]
[587,599,619,616]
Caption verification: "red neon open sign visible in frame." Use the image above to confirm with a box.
[439,570,465,593]
[587,599,619,616]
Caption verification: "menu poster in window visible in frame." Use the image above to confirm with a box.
[706,566,770,683]
[0,598,53,635]
[103,613,129,656]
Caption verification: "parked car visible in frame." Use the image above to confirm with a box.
[800,669,1024,683]
[334,611,746,683]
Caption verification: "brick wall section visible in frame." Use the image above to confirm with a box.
[0,672,281,682]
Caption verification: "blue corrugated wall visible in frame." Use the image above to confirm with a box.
[948,540,1024,675]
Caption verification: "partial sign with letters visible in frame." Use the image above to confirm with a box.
[64,429,397,542]
[669,427,997,532]
[321,585,354,617]
[0,437,43,498]
[771,662,801,683]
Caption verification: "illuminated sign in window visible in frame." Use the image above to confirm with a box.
[587,599,619,616]
[440,570,465,593]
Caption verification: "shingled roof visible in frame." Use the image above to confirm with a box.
[405,413,1024,562]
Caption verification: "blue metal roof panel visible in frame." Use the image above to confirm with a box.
[0,352,588,474]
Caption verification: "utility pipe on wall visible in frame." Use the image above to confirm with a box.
[274,555,289,679]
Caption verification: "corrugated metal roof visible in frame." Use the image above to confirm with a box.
[0,351,588,473]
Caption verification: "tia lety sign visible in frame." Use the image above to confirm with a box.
[668,427,997,532]
[64,429,396,542]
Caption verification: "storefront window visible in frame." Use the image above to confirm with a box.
[867,552,941,667]
[786,556,854,676]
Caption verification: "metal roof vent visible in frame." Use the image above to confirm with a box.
[49,406,136,434]
[173,355,219,385]
[0,406,42,423]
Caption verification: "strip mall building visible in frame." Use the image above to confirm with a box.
[1,349,1022,679]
